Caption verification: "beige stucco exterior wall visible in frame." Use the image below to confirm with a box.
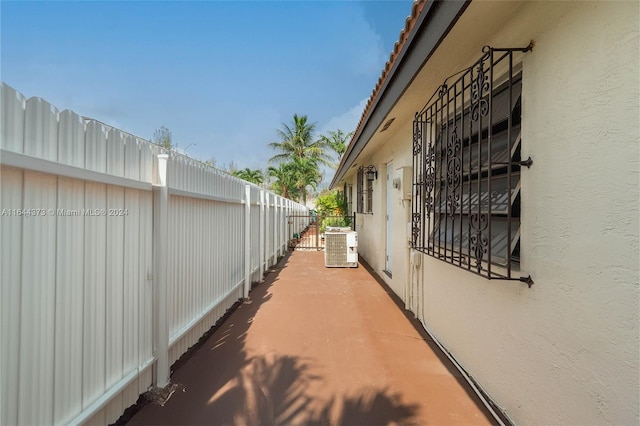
[352,123,414,300]
[416,2,639,424]
[345,1,638,424]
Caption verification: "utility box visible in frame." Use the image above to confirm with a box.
[397,166,413,200]
[324,228,358,268]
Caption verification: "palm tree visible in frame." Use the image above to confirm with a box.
[268,114,331,203]
[268,163,296,199]
[267,158,323,203]
[268,114,331,166]
[290,157,322,202]
[232,168,264,185]
[319,129,353,163]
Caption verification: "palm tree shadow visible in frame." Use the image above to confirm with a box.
[127,252,419,425]
[124,254,291,425]
[206,354,317,425]
[310,389,419,426]
[191,254,420,426]
[206,353,419,426]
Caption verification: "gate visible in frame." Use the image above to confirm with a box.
[288,213,356,251]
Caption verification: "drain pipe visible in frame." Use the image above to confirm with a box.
[409,249,511,426]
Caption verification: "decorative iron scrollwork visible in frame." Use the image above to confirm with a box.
[410,45,532,285]
[471,59,490,122]
[425,166,435,193]
[447,190,460,214]
[446,127,462,214]
[426,144,435,163]
[412,225,421,246]
[424,138,436,220]
[413,121,422,155]
[438,84,448,99]
[425,197,433,218]
[470,213,489,272]
[412,213,422,246]
[446,127,461,158]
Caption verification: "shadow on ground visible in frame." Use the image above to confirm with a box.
[204,353,419,425]
[126,252,419,425]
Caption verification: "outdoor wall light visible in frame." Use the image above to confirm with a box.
[364,165,378,181]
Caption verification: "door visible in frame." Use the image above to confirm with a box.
[386,162,393,274]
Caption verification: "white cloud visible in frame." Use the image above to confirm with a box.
[339,7,387,78]
[317,97,370,189]
[318,97,369,136]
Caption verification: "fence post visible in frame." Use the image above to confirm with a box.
[244,185,251,299]
[283,198,287,253]
[153,153,170,387]
[280,199,288,253]
[259,189,265,281]
[265,192,271,269]
[273,196,278,261]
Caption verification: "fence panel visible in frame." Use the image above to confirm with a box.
[266,193,273,266]
[164,154,275,366]
[20,171,58,425]
[251,192,261,280]
[24,96,58,160]
[0,166,23,426]
[82,180,108,409]
[53,176,85,423]
[0,83,25,152]
[166,195,242,349]
[0,83,308,425]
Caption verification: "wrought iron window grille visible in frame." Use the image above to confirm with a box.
[342,183,353,216]
[412,45,533,286]
[357,165,376,214]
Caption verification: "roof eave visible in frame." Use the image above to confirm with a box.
[329,0,470,189]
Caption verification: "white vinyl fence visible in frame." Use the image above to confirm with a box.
[0,83,309,425]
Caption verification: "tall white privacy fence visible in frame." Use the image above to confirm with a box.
[0,83,309,425]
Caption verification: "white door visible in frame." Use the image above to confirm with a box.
[386,162,393,274]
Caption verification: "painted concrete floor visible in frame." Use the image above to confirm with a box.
[127,251,495,425]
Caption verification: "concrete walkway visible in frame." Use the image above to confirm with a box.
[127,252,495,425]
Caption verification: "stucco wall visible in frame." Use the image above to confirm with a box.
[415,2,639,424]
[352,122,415,300]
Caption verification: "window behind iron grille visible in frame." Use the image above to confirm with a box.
[357,167,364,213]
[411,46,531,281]
[343,183,353,215]
[366,177,373,213]
[357,166,374,214]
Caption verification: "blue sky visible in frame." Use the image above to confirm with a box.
[1,0,412,178]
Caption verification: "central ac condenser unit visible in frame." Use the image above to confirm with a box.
[324,227,358,268]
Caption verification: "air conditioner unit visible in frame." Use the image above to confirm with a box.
[324,228,358,268]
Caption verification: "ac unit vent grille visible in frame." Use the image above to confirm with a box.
[325,233,347,265]
[324,231,358,268]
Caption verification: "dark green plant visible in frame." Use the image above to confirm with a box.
[232,168,264,185]
[319,129,353,163]
[268,114,331,203]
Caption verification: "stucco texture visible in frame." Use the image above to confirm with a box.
[421,2,640,424]
[346,1,639,424]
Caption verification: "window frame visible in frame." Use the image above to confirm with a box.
[357,166,375,214]
[366,177,373,214]
[411,45,533,285]
[357,167,364,213]
[343,182,353,216]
